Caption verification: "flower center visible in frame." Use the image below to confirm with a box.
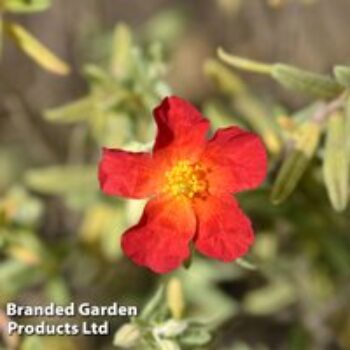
[164,160,208,199]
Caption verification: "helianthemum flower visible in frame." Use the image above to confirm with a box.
[98,96,267,273]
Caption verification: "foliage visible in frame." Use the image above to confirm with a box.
[0,0,69,74]
[113,279,213,350]
[1,2,350,350]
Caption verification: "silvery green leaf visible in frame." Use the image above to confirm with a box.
[272,64,343,99]
[5,0,51,13]
[44,97,95,124]
[110,23,133,78]
[180,328,212,346]
[140,285,165,321]
[157,340,180,350]
[113,323,141,348]
[323,112,349,211]
[21,336,44,350]
[4,21,70,75]
[153,319,188,338]
[334,65,350,88]
[271,121,321,204]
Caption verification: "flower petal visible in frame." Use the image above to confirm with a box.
[153,96,210,160]
[194,194,254,262]
[201,127,267,194]
[99,148,158,199]
[121,196,196,273]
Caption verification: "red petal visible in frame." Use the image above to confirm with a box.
[194,194,254,262]
[153,96,210,160]
[99,148,158,199]
[201,127,267,194]
[121,196,196,273]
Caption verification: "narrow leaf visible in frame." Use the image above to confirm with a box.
[158,340,181,350]
[323,111,349,212]
[218,50,343,99]
[113,323,141,348]
[235,95,282,154]
[4,21,70,75]
[346,95,350,158]
[271,121,321,204]
[180,329,212,347]
[110,23,133,78]
[272,64,343,99]
[24,166,96,195]
[21,336,44,350]
[334,65,350,88]
[218,47,273,74]
[44,96,95,124]
[140,285,165,321]
[45,277,71,305]
[204,59,247,96]
[0,16,3,56]
[235,257,257,271]
[4,0,51,13]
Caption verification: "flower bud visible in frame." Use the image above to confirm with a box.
[113,323,141,348]
[158,339,181,350]
[153,319,188,338]
[166,278,184,319]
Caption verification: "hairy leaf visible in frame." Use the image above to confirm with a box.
[272,64,343,99]
[4,0,51,13]
[334,65,350,88]
[271,121,321,204]
[4,21,70,75]
[323,112,349,211]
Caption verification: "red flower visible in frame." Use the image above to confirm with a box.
[99,96,267,273]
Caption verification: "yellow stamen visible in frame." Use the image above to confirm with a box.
[164,160,208,199]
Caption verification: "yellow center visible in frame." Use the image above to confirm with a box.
[164,160,208,199]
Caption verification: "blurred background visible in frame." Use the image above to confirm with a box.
[1,0,350,349]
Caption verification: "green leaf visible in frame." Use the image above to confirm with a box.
[218,49,343,99]
[0,15,3,56]
[157,340,180,350]
[272,64,343,99]
[110,23,133,78]
[45,277,71,305]
[235,95,282,154]
[334,65,350,88]
[180,329,212,347]
[153,319,188,338]
[0,260,43,300]
[323,112,349,212]
[4,21,70,75]
[24,165,97,196]
[0,186,43,227]
[7,230,47,266]
[140,285,165,321]
[346,95,350,158]
[177,261,237,324]
[244,280,296,314]
[204,59,247,96]
[44,96,95,124]
[79,204,125,260]
[203,101,245,130]
[235,257,257,271]
[21,336,44,350]
[271,121,321,204]
[218,47,273,74]
[113,323,141,348]
[90,112,131,148]
[4,0,51,13]
[203,87,282,154]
